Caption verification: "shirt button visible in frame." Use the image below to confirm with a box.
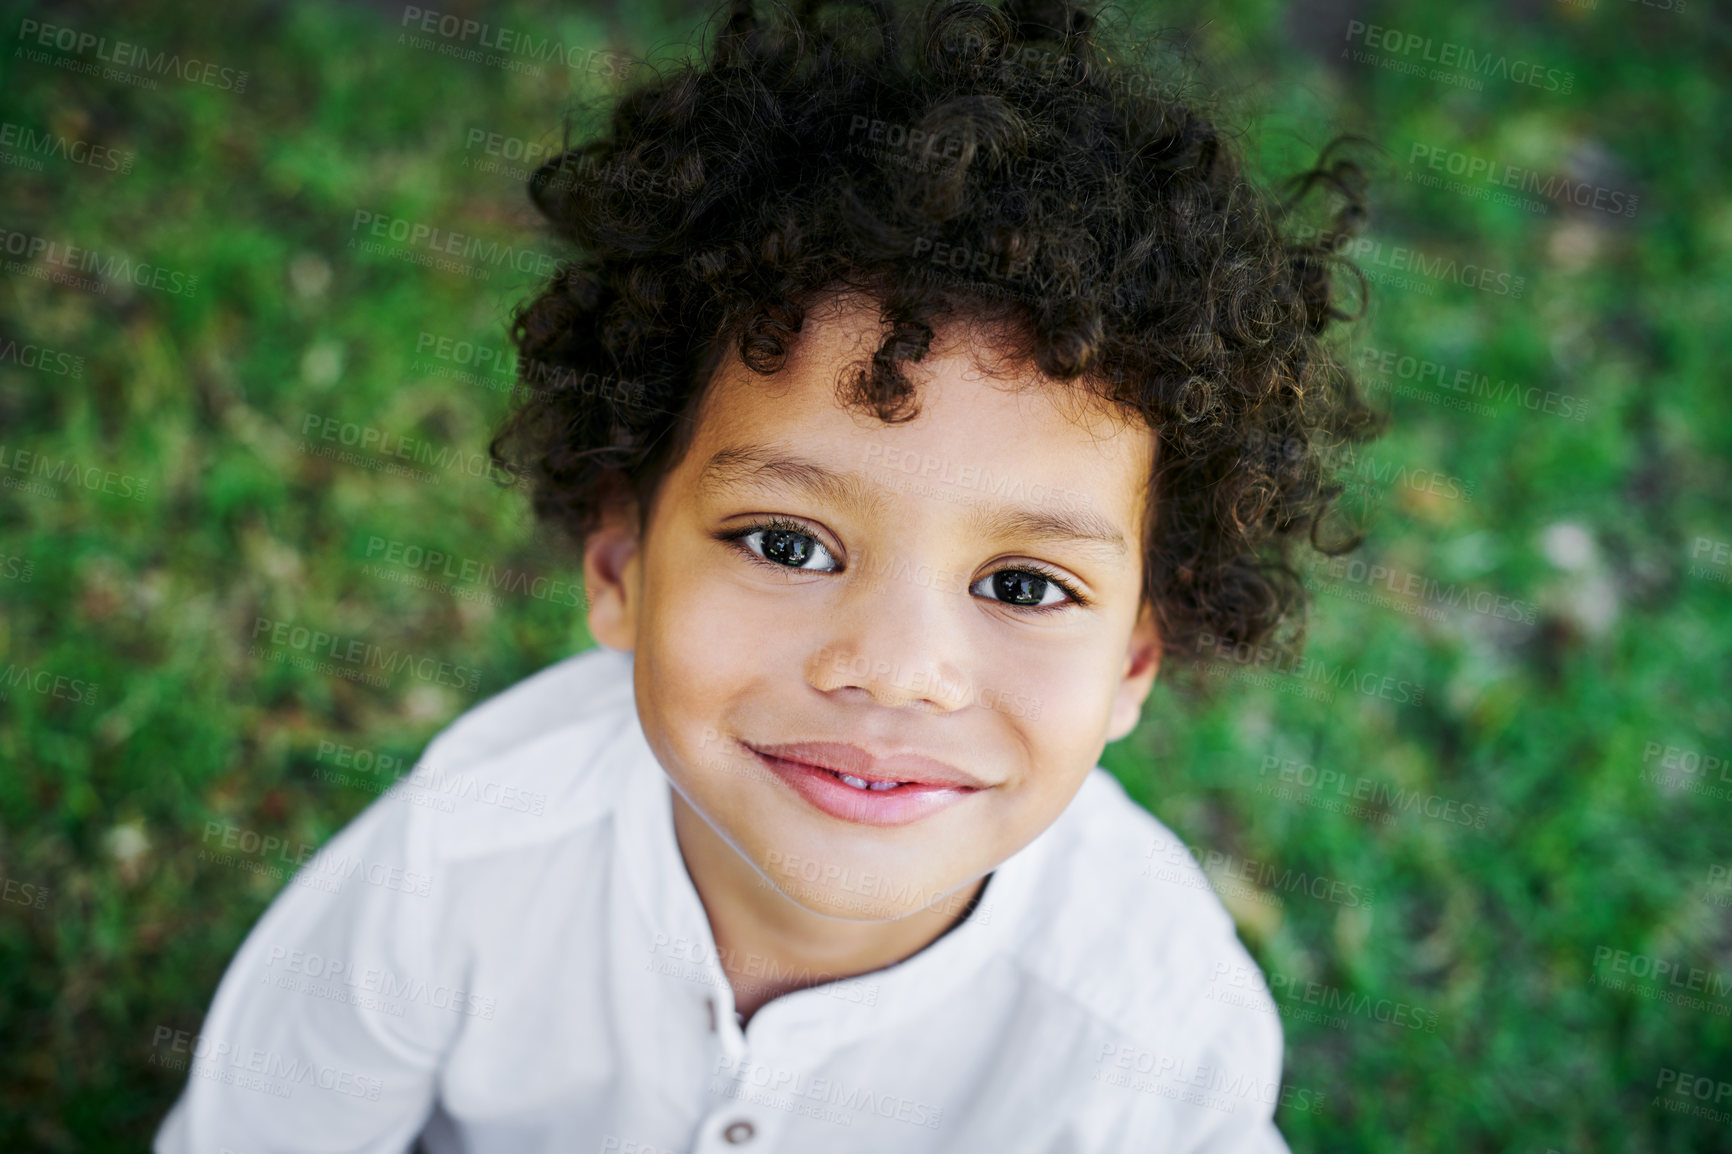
[722,1119,755,1144]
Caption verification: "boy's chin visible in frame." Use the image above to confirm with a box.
[751,864,976,925]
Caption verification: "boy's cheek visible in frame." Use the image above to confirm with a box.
[982,645,1111,732]
[651,577,801,678]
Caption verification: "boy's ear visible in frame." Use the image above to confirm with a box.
[582,495,643,653]
[1104,603,1161,743]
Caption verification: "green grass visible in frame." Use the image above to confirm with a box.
[2,0,1729,1149]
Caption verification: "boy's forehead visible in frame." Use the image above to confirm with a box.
[695,441,1135,563]
[682,298,1156,531]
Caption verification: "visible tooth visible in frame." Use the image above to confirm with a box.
[867,780,901,791]
[838,773,871,790]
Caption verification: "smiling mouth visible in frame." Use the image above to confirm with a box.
[812,766,905,791]
[740,739,986,827]
[760,751,912,791]
[744,739,986,790]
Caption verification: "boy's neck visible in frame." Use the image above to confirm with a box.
[668,787,987,1025]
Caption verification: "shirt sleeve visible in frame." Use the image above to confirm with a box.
[153,783,462,1154]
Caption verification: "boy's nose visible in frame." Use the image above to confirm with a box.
[803,574,976,713]
[805,648,975,713]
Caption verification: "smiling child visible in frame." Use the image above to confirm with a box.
[157,0,1381,1150]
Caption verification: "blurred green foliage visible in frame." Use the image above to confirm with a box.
[1,0,1729,1150]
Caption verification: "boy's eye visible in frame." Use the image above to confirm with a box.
[971,569,1072,609]
[740,527,839,572]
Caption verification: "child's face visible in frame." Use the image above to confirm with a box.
[585,293,1161,921]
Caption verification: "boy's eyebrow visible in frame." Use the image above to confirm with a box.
[697,445,1130,560]
[969,503,1129,560]
[698,446,890,517]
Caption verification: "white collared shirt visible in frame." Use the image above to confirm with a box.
[155,646,1292,1153]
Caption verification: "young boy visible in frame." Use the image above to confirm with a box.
[157,0,1378,1149]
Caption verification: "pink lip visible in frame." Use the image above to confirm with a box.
[750,741,987,788]
[744,740,988,827]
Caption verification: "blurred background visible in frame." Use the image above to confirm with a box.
[1,0,1729,1149]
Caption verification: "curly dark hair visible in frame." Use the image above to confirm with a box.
[490,0,1387,668]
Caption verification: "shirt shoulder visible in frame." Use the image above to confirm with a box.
[399,645,643,863]
[1009,768,1285,1090]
